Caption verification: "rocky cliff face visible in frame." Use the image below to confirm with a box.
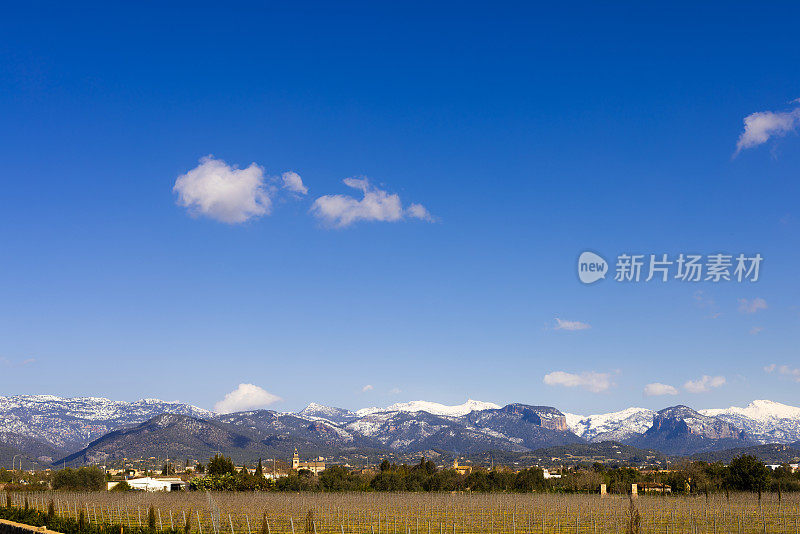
[628,405,752,455]
[498,404,569,431]
[653,406,745,440]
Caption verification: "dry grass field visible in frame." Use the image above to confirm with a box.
[10,491,800,534]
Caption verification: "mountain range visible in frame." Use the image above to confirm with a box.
[1,395,799,467]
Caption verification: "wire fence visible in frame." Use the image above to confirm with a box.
[9,491,800,534]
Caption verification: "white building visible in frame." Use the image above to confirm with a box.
[542,468,561,479]
[126,477,186,491]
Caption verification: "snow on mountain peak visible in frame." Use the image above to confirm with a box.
[355,399,501,418]
[696,399,800,444]
[701,399,800,420]
[565,407,655,442]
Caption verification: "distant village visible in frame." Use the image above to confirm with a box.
[100,450,576,492]
[3,448,798,495]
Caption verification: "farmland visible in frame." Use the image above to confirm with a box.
[6,491,800,534]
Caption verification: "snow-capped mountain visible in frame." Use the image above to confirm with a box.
[0,395,212,452]
[355,399,501,418]
[565,407,655,442]
[700,400,800,444]
[297,403,358,424]
[628,405,751,456]
[5,395,800,465]
[565,400,800,446]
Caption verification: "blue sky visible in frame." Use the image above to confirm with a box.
[1,2,799,415]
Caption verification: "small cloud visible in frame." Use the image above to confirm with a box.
[281,171,308,195]
[311,177,434,228]
[406,203,435,222]
[749,326,764,335]
[543,371,613,393]
[214,383,282,414]
[361,384,374,392]
[643,383,679,396]
[553,318,591,331]
[683,375,726,393]
[389,387,402,395]
[738,297,767,314]
[0,357,36,367]
[174,156,306,224]
[766,364,800,382]
[735,101,800,155]
[174,156,271,224]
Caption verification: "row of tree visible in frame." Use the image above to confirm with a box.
[4,453,797,494]
[188,454,800,494]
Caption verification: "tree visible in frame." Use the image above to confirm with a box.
[207,454,236,476]
[52,467,105,491]
[412,457,435,475]
[425,469,460,492]
[319,466,364,491]
[726,455,769,493]
[514,468,546,492]
[111,480,132,492]
[255,459,264,478]
[370,470,406,491]
[464,470,492,492]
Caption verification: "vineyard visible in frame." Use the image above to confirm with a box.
[6,491,800,534]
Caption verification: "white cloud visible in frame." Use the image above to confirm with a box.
[738,297,767,314]
[765,363,800,382]
[311,177,434,228]
[214,383,282,414]
[735,102,800,155]
[749,326,764,335]
[543,371,613,393]
[644,383,679,396]
[361,384,374,392]
[553,318,591,331]
[281,171,308,195]
[406,203,434,222]
[389,387,402,395]
[683,375,726,393]
[174,156,271,224]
